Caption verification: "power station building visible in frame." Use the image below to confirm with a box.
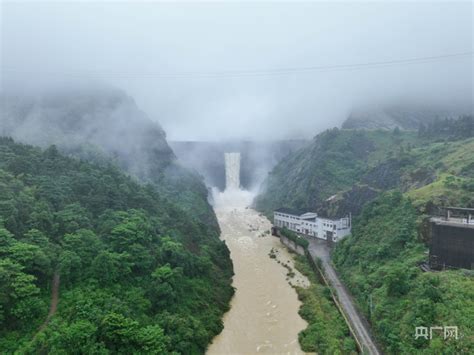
[273,208,351,244]
[429,207,474,270]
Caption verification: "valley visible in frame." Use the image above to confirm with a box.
[1,2,472,353]
[255,118,474,354]
[1,91,472,354]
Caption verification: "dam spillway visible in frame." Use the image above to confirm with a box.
[224,152,241,190]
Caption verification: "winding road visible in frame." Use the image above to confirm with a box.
[306,238,381,355]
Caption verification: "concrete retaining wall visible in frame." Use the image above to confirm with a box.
[280,235,306,255]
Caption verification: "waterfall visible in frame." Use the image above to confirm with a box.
[213,152,252,208]
[225,152,241,190]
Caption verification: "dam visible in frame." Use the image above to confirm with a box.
[225,152,241,190]
[207,152,309,354]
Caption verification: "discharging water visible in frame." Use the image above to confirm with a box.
[224,152,241,190]
[208,187,309,354]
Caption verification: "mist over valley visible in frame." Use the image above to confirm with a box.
[0,1,473,354]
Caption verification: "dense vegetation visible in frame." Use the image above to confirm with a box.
[0,138,234,353]
[255,128,421,218]
[333,192,474,354]
[418,115,473,141]
[256,116,474,353]
[293,255,357,354]
[280,227,309,249]
[1,88,218,230]
[256,117,474,219]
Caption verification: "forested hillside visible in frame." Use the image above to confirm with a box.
[342,106,467,130]
[333,192,474,354]
[255,128,419,217]
[0,87,215,226]
[0,87,174,175]
[255,116,474,220]
[255,116,474,353]
[0,138,234,353]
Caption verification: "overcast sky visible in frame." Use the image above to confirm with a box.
[1,1,473,141]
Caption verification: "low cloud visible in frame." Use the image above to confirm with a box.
[1,1,472,140]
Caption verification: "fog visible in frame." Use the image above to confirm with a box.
[1,1,473,141]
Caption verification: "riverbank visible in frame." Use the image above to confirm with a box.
[291,254,358,354]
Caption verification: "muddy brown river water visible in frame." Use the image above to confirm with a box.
[207,190,309,355]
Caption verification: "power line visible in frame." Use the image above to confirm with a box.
[3,51,472,79]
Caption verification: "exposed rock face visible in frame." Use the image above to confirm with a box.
[317,155,438,218]
[254,126,465,220]
[362,159,403,190]
[404,167,436,191]
[318,185,379,218]
[254,129,381,217]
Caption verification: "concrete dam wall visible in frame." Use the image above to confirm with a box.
[170,140,307,191]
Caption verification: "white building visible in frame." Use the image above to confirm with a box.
[273,208,351,243]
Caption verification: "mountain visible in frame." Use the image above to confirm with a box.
[255,116,474,353]
[1,87,174,177]
[255,117,474,220]
[0,88,234,353]
[342,106,468,130]
[255,128,417,218]
[0,86,216,227]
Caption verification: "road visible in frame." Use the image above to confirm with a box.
[306,238,381,355]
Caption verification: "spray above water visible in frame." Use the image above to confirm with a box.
[213,152,254,208]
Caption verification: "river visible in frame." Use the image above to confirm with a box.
[207,189,309,354]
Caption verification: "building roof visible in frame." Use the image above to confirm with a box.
[300,212,318,219]
[274,207,306,216]
[443,207,474,212]
[274,207,351,222]
[430,217,474,229]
